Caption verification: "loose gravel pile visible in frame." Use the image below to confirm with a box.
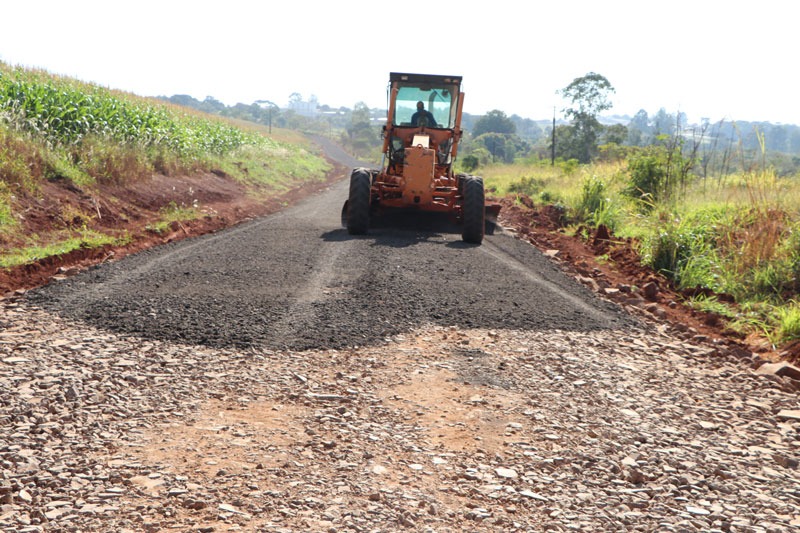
[2,298,799,532]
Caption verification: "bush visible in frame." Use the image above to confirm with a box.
[508,176,546,196]
[574,175,608,227]
[642,224,690,278]
[775,300,800,344]
[640,213,719,285]
[624,142,695,210]
[625,149,665,207]
[461,154,479,172]
[558,158,580,175]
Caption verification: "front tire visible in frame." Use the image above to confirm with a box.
[347,168,371,235]
[461,175,485,244]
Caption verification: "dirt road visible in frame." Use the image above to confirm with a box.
[2,141,799,531]
[28,160,632,351]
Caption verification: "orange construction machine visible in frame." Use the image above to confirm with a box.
[342,72,498,244]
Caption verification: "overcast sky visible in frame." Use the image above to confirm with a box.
[1,1,796,125]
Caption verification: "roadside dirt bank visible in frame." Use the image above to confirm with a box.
[0,162,347,296]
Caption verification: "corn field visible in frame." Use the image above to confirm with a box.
[0,64,258,156]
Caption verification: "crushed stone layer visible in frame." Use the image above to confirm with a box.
[1,300,799,532]
[26,178,635,352]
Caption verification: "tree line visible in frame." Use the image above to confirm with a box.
[161,82,800,175]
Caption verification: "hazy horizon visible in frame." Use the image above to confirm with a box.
[1,1,796,126]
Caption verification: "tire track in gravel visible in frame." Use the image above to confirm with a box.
[480,236,611,322]
[267,234,349,343]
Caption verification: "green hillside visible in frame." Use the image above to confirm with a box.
[0,62,330,271]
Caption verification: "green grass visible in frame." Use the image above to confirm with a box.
[145,202,199,234]
[686,294,738,319]
[481,154,800,346]
[210,141,331,191]
[774,301,800,344]
[0,230,127,268]
[0,181,15,229]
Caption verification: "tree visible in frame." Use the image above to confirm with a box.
[627,128,644,147]
[347,101,377,156]
[561,72,614,117]
[790,129,800,153]
[602,124,628,146]
[200,96,226,114]
[553,124,583,162]
[559,72,615,163]
[509,115,543,141]
[651,108,675,136]
[628,109,650,146]
[630,109,649,132]
[474,132,530,164]
[166,94,200,108]
[473,110,516,137]
[475,133,507,163]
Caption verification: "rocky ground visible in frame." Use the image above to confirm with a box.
[2,138,800,532]
[2,291,800,531]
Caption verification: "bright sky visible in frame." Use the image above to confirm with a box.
[1,1,796,125]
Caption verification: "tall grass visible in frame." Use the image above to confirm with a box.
[482,154,800,346]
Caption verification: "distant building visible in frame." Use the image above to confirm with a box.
[289,95,319,118]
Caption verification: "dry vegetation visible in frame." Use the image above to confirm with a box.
[482,156,800,348]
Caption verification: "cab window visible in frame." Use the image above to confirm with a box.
[393,85,457,128]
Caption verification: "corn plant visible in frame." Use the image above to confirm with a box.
[0,64,261,157]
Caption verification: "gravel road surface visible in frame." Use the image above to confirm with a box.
[2,139,798,532]
[28,164,633,351]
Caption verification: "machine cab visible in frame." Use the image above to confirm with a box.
[390,73,461,129]
[384,73,464,174]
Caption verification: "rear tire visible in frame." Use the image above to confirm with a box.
[347,168,371,235]
[462,175,485,244]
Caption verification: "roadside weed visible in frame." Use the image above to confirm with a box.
[0,230,124,268]
[485,153,800,345]
[774,301,800,344]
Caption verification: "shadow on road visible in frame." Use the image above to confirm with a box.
[321,227,450,249]
[323,211,485,248]
[322,211,490,248]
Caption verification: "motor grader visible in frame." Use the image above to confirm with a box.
[342,72,498,244]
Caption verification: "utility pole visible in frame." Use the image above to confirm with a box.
[551,106,556,166]
[255,100,279,134]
